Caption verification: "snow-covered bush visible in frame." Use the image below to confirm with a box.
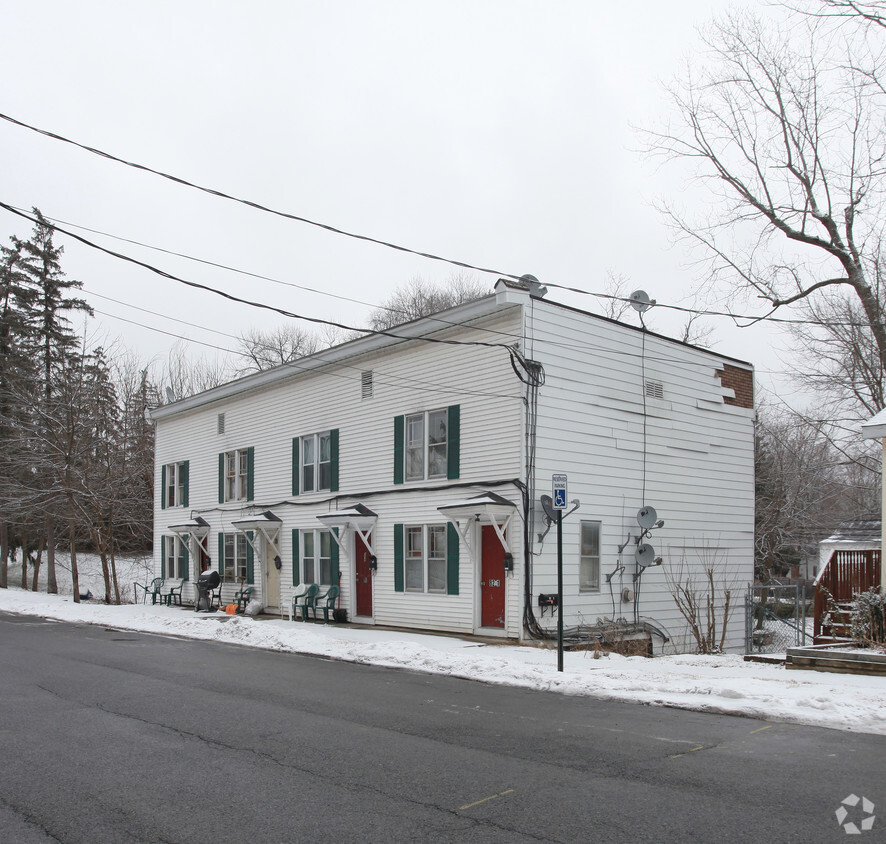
[850,588,886,646]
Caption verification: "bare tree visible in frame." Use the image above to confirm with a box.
[754,402,879,579]
[156,341,232,401]
[367,273,488,331]
[235,324,320,374]
[647,10,886,422]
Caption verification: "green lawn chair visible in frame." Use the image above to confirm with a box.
[234,585,254,614]
[297,584,320,621]
[134,577,164,604]
[312,585,340,623]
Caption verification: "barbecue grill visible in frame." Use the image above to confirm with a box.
[194,569,220,613]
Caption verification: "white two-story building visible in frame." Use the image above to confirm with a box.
[150,279,754,653]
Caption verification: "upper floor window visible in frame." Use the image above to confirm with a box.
[580,521,601,592]
[292,431,338,495]
[394,405,460,484]
[161,461,188,509]
[219,447,254,503]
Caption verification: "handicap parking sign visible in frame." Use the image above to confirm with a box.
[552,474,567,509]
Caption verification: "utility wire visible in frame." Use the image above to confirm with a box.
[2,112,876,330]
[0,111,523,282]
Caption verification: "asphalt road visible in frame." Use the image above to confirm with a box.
[0,610,882,843]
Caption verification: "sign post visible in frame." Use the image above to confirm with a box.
[552,474,567,672]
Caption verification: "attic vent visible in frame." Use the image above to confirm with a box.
[217,413,225,434]
[361,370,373,399]
[645,380,664,400]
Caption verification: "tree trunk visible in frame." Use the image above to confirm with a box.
[46,519,57,594]
[0,522,7,589]
[70,523,80,603]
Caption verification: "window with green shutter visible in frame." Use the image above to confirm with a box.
[220,448,253,502]
[394,406,459,482]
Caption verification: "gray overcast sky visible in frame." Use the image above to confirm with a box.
[3,1,799,397]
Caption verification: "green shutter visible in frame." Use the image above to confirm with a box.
[161,536,166,578]
[292,529,300,586]
[446,523,459,595]
[246,531,254,584]
[330,429,339,492]
[182,461,189,508]
[331,528,340,586]
[246,447,255,501]
[218,532,225,579]
[218,453,225,503]
[182,534,190,581]
[393,416,404,484]
[160,464,167,510]
[394,523,404,592]
[447,405,460,480]
[291,437,300,496]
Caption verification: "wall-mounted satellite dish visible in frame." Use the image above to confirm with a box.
[540,494,558,522]
[165,386,176,404]
[637,506,658,530]
[635,543,656,568]
[629,290,655,313]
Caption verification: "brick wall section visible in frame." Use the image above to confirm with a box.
[717,364,754,409]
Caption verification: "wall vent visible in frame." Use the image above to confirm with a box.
[361,370,373,399]
[217,413,225,434]
[645,380,664,400]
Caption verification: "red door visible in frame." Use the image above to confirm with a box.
[355,533,373,617]
[481,525,505,628]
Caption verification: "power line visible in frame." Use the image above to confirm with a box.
[88,292,522,401]
[0,111,524,283]
[5,112,874,329]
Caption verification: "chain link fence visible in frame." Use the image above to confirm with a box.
[745,584,811,653]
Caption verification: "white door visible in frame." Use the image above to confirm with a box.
[264,539,280,610]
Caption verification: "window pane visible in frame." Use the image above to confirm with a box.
[405,559,423,591]
[428,559,446,593]
[428,526,445,559]
[320,557,331,585]
[239,449,248,475]
[406,415,423,448]
[406,527,422,558]
[224,535,235,580]
[303,435,314,463]
[406,446,423,481]
[428,409,447,445]
[319,432,330,462]
[318,462,330,490]
[580,522,599,556]
[320,532,331,557]
[428,444,446,478]
[237,534,248,580]
[304,558,315,583]
[580,522,600,591]
[303,533,314,557]
[303,463,314,492]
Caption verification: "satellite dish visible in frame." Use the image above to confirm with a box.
[540,494,559,522]
[635,543,656,568]
[629,290,655,313]
[637,506,658,530]
[165,386,176,403]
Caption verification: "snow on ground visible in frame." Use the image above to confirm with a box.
[2,585,885,737]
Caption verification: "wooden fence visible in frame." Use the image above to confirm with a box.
[813,549,881,642]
